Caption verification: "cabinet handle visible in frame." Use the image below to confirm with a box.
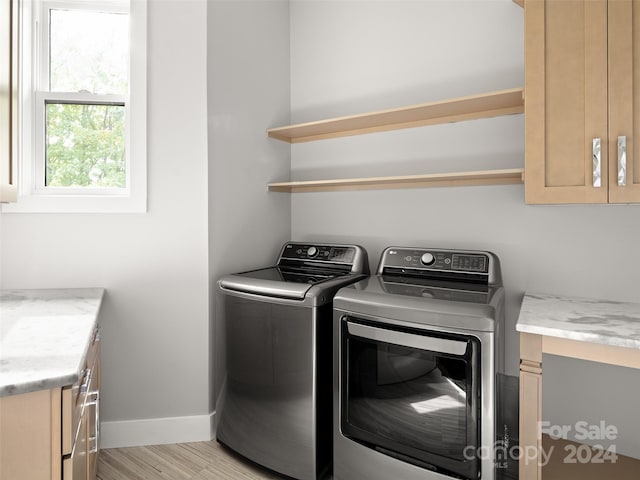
[80,368,91,394]
[87,390,100,454]
[618,135,627,187]
[593,138,601,187]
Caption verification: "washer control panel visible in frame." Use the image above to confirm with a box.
[380,248,490,274]
[280,243,357,264]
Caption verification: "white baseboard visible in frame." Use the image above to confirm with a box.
[100,411,216,448]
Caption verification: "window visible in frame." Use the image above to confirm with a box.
[41,7,128,189]
[4,0,147,213]
[0,0,18,203]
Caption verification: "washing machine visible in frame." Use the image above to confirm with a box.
[333,246,505,480]
[216,242,369,480]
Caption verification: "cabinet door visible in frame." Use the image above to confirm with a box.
[609,0,640,202]
[0,389,62,480]
[525,0,609,204]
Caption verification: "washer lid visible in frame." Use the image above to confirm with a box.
[218,267,329,300]
[218,242,369,302]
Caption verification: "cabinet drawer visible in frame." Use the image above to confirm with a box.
[62,328,100,456]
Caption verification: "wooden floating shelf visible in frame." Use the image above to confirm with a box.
[513,0,524,8]
[268,168,524,193]
[267,87,524,143]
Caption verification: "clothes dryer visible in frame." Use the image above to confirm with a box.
[333,246,505,480]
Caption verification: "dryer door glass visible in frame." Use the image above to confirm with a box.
[341,317,480,480]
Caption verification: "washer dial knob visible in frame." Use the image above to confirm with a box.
[420,252,435,266]
[307,246,318,257]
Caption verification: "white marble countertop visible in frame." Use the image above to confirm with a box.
[0,288,104,398]
[516,292,640,350]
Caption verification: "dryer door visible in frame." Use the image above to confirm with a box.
[340,317,481,480]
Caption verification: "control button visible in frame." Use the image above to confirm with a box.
[307,246,318,257]
[444,258,451,265]
[404,255,412,262]
[421,253,435,266]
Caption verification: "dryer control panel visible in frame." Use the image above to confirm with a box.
[378,247,501,286]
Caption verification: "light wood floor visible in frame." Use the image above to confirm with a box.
[97,441,283,480]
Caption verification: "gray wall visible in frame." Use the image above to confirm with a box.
[1,0,210,435]
[289,0,640,458]
[207,0,291,407]
[0,0,291,446]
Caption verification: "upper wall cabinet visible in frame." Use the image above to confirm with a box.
[0,0,18,203]
[525,0,640,204]
[609,0,640,203]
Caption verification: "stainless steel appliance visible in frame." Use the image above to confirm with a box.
[216,242,369,480]
[333,247,505,480]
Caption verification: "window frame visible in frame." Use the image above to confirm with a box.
[3,0,147,213]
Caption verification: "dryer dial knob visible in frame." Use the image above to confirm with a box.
[307,246,318,257]
[421,253,435,266]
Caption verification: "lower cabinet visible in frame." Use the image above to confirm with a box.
[0,329,100,480]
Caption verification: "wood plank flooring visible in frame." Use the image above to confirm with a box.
[97,441,283,480]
